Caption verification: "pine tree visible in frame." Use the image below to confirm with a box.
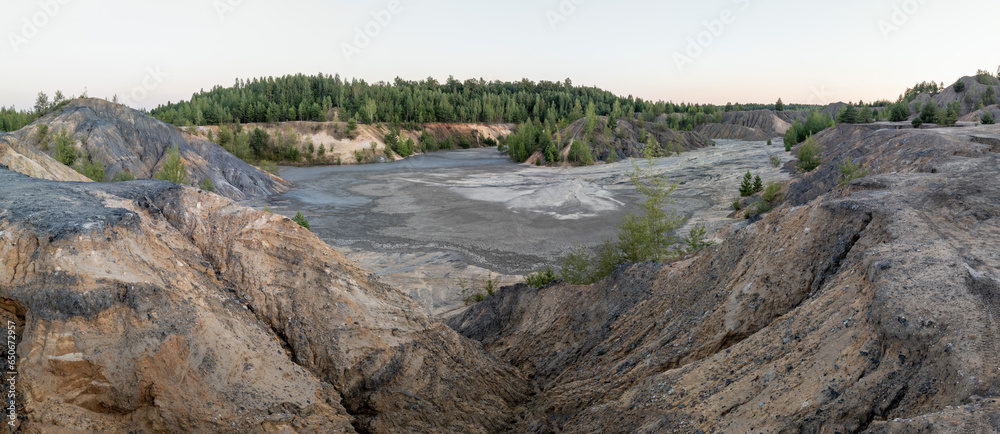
[775,98,785,112]
[739,171,755,197]
[155,145,189,185]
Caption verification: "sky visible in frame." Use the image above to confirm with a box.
[1,0,997,111]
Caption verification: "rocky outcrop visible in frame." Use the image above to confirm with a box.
[450,124,1000,432]
[10,99,289,200]
[557,118,713,162]
[0,167,528,432]
[0,133,89,182]
[695,123,772,141]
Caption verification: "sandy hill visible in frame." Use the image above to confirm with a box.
[450,124,1000,431]
[9,98,289,200]
[553,116,713,163]
[0,133,89,182]
[0,166,529,432]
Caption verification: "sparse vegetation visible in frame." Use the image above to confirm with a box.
[560,159,686,285]
[837,157,869,186]
[74,152,106,182]
[770,154,782,167]
[155,145,189,185]
[761,181,783,203]
[796,136,822,173]
[53,128,76,166]
[459,272,499,304]
[739,171,763,197]
[199,177,215,192]
[112,170,135,182]
[525,267,558,288]
[982,112,996,125]
[680,224,714,254]
[293,211,310,230]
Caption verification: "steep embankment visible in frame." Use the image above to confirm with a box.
[696,109,795,140]
[0,168,529,432]
[11,99,289,200]
[556,117,712,162]
[197,121,515,165]
[912,76,1000,117]
[450,124,1000,432]
[0,133,89,182]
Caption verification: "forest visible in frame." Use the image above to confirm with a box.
[147,73,723,130]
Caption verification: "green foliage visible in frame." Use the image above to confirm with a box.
[982,111,996,125]
[0,106,39,132]
[53,128,77,166]
[74,153,106,182]
[354,150,365,163]
[560,159,685,285]
[745,200,773,219]
[35,124,49,149]
[976,69,998,85]
[293,211,310,230]
[112,170,136,182]
[770,154,782,167]
[837,157,869,186]
[199,177,215,192]
[568,139,593,165]
[459,272,499,304]
[739,171,756,197]
[761,181,783,202]
[889,102,910,122]
[911,117,923,128]
[785,111,833,148]
[155,145,189,185]
[525,267,558,288]
[149,74,707,128]
[837,104,859,124]
[680,224,714,254]
[953,79,967,92]
[731,197,742,211]
[920,101,938,124]
[796,136,822,173]
[506,120,554,163]
[774,98,784,112]
[752,175,763,194]
[766,138,772,146]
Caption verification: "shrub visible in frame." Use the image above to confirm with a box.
[293,211,310,230]
[199,177,215,192]
[731,197,742,211]
[74,153,106,182]
[911,117,923,128]
[761,181,783,202]
[257,160,279,175]
[745,200,773,219]
[525,267,558,288]
[739,171,756,197]
[767,138,772,146]
[769,154,782,167]
[459,273,499,304]
[982,111,996,125]
[111,170,135,182]
[36,124,49,150]
[796,136,822,173]
[53,128,76,166]
[155,145,189,185]
[954,80,966,92]
[568,139,593,165]
[752,174,763,194]
[837,157,869,186]
[561,244,594,285]
[680,224,714,254]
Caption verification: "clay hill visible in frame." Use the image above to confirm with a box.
[4,98,289,200]
[554,116,713,163]
[910,75,1000,118]
[0,166,530,432]
[450,124,1000,432]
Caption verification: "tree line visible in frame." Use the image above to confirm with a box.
[148,73,725,128]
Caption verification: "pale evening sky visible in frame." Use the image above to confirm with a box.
[1,0,997,111]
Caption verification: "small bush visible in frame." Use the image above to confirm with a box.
[74,153,106,182]
[911,117,923,128]
[732,197,742,211]
[526,267,558,288]
[354,150,365,163]
[155,145,189,185]
[837,157,869,186]
[761,181,783,202]
[459,273,500,304]
[982,111,996,125]
[796,136,822,173]
[680,224,714,254]
[293,211,310,230]
[111,170,135,182]
[769,154,782,167]
[746,200,773,219]
[199,177,215,192]
[257,160,279,175]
